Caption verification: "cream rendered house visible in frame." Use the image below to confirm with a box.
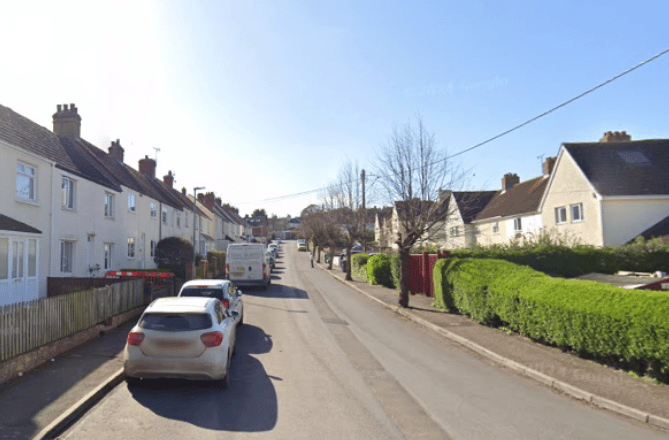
[540,132,669,246]
[443,191,497,249]
[473,160,553,246]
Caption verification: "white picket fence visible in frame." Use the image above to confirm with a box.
[0,279,143,363]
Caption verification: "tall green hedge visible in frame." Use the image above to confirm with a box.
[434,258,669,379]
[367,254,395,288]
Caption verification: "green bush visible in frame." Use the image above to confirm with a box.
[449,238,669,278]
[367,254,395,288]
[436,258,669,380]
[350,253,369,282]
[207,251,226,278]
[390,254,400,289]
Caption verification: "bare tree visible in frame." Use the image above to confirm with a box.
[374,115,464,308]
[326,161,367,280]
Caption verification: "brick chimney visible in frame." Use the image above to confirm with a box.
[543,156,556,176]
[502,173,520,191]
[599,131,631,142]
[52,103,82,139]
[215,197,222,207]
[181,187,187,196]
[163,170,174,188]
[197,193,205,203]
[139,155,156,177]
[108,139,124,162]
[204,192,216,209]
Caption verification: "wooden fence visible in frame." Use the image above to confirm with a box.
[0,279,143,363]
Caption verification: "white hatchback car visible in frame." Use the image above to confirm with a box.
[177,279,243,326]
[123,296,236,387]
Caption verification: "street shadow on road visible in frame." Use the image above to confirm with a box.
[127,324,277,432]
[243,283,309,300]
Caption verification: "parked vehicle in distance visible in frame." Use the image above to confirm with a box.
[123,296,236,388]
[298,242,307,251]
[268,251,275,271]
[226,243,271,289]
[177,279,243,326]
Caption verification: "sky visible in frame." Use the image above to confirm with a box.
[1,1,668,218]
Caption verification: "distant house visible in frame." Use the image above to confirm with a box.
[473,168,551,246]
[443,191,497,248]
[540,132,669,246]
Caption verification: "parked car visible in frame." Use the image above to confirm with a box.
[226,243,271,289]
[298,243,307,251]
[123,296,237,388]
[177,279,243,326]
[268,251,276,271]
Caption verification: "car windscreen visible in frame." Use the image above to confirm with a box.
[138,313,212,331]
[179,288,224,301]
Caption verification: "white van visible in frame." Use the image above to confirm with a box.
[226,243,270,289]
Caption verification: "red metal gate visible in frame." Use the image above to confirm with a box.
[407,251,449,297]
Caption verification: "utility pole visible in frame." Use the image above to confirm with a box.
[361,169,366,252]
[192,186,205,279]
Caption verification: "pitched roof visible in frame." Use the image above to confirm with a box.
[0,214,41,233]
[474,175,549,221]
[563,139,669,196]
[0,103,120,191]
[452,191,498,223]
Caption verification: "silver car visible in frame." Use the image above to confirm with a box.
[123,296,236,387]
[177,279,243,326]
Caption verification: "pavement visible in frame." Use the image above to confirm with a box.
[1,260,668,440]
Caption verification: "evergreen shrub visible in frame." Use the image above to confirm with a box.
[435,257,669,380]
[367,254,395,288]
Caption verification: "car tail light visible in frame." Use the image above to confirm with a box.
[225,264,229,277]
[201,331,223,347]
[127,332,144,346]
[263,263,267,275]
[222,299,230,309]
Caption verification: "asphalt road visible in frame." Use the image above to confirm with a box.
[59,244,668,440]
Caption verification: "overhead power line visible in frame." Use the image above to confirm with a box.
[447,45,669,159]
[244,45,669,205]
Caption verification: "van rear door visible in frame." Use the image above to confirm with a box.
[228,244,265,284]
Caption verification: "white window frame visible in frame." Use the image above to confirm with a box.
[150,203,157,218]
[128,193,136,213]
[571,203,584,222]
[555,206,567,224]
[60,240,75,273]
[176,212,181,228]
[492,221,499,233]
[185,212,190,228]
[513,217,522,232]
[150,240,156,257]
[127,237,136,259]
[0,237,8,280]
[104,193,115,218]
[161,207,168,225]
[104,243,113,270]
[62,176,76,210]
[449,226,459,237]
[16,162,36,202]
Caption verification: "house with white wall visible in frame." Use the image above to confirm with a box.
[472,159,553,246]
[443,191,497,249]
[540,132,669,246]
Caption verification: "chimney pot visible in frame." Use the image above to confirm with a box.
[502,173,520,191]
[53,103,81,138]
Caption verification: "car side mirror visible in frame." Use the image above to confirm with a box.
[236,290,243,297]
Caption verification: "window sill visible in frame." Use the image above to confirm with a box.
[15,197,40,207]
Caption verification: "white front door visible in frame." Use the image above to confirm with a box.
[0,236,38,306]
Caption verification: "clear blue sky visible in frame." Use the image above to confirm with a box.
[2,1,668,217]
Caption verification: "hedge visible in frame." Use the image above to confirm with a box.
[435,258,669,379]
[367,254,395,288]
[350,253,369,282]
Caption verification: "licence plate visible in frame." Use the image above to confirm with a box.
[237,266,244,271]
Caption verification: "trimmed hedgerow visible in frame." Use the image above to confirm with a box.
[435,258,669,380]
[367,254,395,288]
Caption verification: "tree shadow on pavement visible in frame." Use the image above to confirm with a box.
[128,324,277,432]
